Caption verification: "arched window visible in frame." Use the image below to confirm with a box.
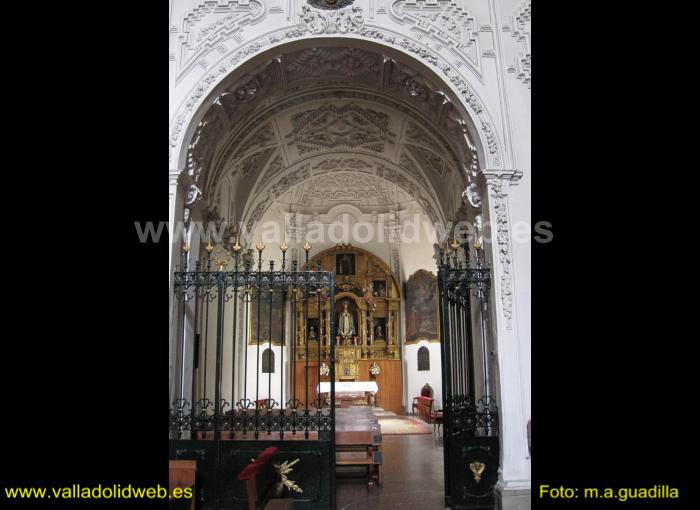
[262,348,275,373]
[417,346,430,371]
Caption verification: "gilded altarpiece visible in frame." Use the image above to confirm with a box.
[294,245,404,412]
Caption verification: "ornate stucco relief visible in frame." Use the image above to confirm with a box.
[175,0,267,80]
[388,0,480,76]
[287,104,394,155]
[483,170,522,330]
[169,4,504,178]
[285,47,381,79]
[503,1,531,89]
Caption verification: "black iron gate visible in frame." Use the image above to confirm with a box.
[170,241,336,509]
[438,242,499,509]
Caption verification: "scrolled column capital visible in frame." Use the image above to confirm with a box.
[482,169,523,195]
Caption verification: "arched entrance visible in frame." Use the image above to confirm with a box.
[169,34,517,510]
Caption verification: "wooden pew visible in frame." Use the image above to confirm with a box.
[335,409,383,487]
[335,430,375,489]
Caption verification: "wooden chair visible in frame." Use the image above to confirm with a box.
[412,383,434,415]
[414,396,434,422]
[430,409,443,436]
[237,447,294,510]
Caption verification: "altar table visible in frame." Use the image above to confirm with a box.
[318,381,379,407]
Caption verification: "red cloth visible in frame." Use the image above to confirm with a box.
[237,461,264,481]
[255,447,279,464]
[237,447,279,481]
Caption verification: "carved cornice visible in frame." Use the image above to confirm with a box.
[482,169,523,195]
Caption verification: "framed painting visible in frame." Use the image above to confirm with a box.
[249,296,285,345]
[405,269,439,343]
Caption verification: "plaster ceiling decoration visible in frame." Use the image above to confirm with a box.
[406,145,450,178]
[234,123,277,159]
[234,147,276,178]
[389,0,480,75]
[184,46,479,195]
[398,151,430,189]
[404,121,440,150]
[285,47,380,80]
[287,104,394,155]
[268,164,311,199]
[175,0,266,78]
[179,45,484,230]
[246,153,438,221]
[245,199,270,232]
[253,152,284,194]
[301,172,390,206]
[311,157,374,174]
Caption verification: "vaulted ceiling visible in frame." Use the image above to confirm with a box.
[185,45,481,229]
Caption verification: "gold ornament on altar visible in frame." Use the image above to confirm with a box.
[469,461,485,483]
[369,362,381,376]
[320,362,329,376]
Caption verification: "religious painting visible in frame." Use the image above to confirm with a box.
[405,270,439,343]
[336,253,355,275]
[373,317,387,341]
[372,280,387,297]
[250,297,285,345]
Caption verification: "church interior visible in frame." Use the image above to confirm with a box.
[169,1,531,508]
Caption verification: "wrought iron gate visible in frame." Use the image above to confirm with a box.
[438,243,499,509]
[169,242,336,509]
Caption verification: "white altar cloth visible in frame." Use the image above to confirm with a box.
[318,381,378,393]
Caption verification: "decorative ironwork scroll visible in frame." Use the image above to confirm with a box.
[170,241,337,510]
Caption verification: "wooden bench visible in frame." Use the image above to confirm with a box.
[237,447,294,510]
[335,430,376,489]
[335,409,383,487]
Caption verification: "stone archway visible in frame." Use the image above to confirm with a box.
[168,21,529,505]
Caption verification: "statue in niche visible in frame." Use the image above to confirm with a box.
[308,325,317,340]
[363,283,377,310]
[374,325,384,339]
[336,301,356,344]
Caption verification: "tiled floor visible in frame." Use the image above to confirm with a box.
[336,431,445,510]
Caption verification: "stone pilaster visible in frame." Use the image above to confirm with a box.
[482,169,530,506]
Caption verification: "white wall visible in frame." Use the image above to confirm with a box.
[404,341,443,409]
[242,344,287,406]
